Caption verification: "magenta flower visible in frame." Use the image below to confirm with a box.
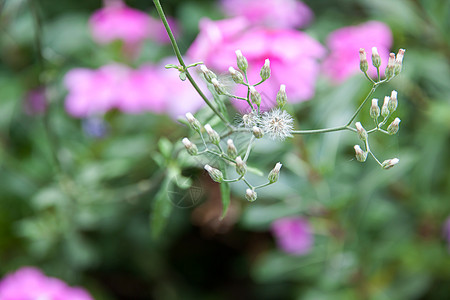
[220,0,313,29]
[187,17,325,111]
[0,267,93,300]
[323,21,393,82]
[89,0,176,51]
[64,60,205,119]
[271,217,313,255]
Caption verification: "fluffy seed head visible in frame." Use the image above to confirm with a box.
[261,109,294,141]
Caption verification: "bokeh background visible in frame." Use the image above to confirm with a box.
[1,0,450,299]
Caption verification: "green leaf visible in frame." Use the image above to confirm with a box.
[158,138,173,160]
[150,177,174,239]
[164,64,178,69]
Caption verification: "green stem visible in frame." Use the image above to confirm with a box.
[254,182,273,190]
[346,83,379,126]
[152,0,230,127]
[291,125,354,135]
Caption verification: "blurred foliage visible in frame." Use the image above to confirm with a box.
[1,0,450,299]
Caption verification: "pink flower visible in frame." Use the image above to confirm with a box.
[0,267,93,300]
[89,0,176,47]
[187,18,325,111]
[221,0,313,29]
[271,217,313,255]
[444,217,450,251]
[64,60,205,118]
[323,21,393,82]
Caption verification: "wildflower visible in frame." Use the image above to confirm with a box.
[381,158,399,169]
[354,145,367,162]
[276,84,288,108]
[260,59,271,81]
[359,48,368,73]
[271,217,313,255]
[182,138,198,156]
[355,122,368,141]
[227,139,238,159]
[371,47,381,68]
[0,267,93,300]
[370,98,380,119]
[388,90,398,112]
[204,165,224,183]
[235,156,247,176]
[204,124,221,145]
[261,109,294,140]
[241,112,261,128]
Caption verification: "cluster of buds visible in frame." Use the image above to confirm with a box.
[359,48,405,80]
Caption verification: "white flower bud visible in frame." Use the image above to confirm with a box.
[260,59,271,81]
[381,158,399,170]
[371,47,381,68]
[359,48,368,73]
[249,86,261,107]
[185,112,201,132]
[385,52,396,79]
[354,145,367,162]
[227,139,238,159]
[355,122,368,141]
[200,65,217,83]
[182,137,198,156]
[252,126,264,139]
[276,84,287,108]
[228,66,244,84]
[381,96,390,118]
[370,98,380,119]
[394,48,405,75]
[235,50,248,72]
[387,117,401,135]
[211,78,225,95]
[268,162,282,183]
[204,165,224,183]
[235,156,247,176]
[388,90,398,112]
[245,189,257,202]
[204,124,220,145]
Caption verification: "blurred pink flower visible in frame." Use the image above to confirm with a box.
[64,60,205,119]
[187,17,325,111]
[323,21,393,82]
[24,87,47,115]
[221,0,313,29]
[444,217,450,251]
[89,0,175,48]
[271,217,313,255]
[0,267,93,300]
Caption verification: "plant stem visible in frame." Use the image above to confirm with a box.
[152,0,230,127]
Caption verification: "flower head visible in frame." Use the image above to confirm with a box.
[271,217,313,255]
[0,267,93,300]
[261,109,294,140]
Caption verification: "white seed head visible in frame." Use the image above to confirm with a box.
[261,109,294,141]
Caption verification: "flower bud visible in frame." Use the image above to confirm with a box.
[182,137,198,156]
[268,162,282,183]
[185,112,201,132]
[354,145,367,162]
[355,122,368,141]
[228,66,244,84]
[370,98,380,119]
[385,53,395,79]
[204,124,220,145]
[388,90,398,112]
[252,126,264,139]
[276,84,287,108]
[200,65,217,83]
[381,158,399,170]
[387,117,401,135]
[211,78,225,95]
[260,59,271,81]
[235,156,247,176]
[371,47,381,68]
[381,96,390,118]
[227,139,238,159]
[394,48,405,75]
[359,48,368,73]
[204,165,224,183]
[245,189,257,202]
[249,86,261,107]
[235,50,248,72]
